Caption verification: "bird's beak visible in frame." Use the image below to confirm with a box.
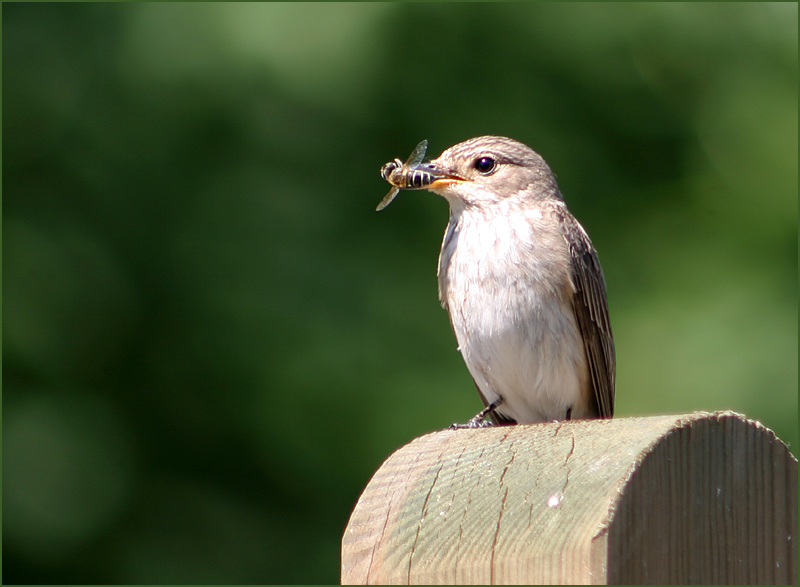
[420,159,466,188]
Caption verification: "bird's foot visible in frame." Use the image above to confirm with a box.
[449,398,504,429]
[449,417,494,429]
[548,407,574,423]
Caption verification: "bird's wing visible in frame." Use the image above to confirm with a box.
[564,213,616,418]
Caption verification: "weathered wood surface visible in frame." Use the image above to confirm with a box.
[341,411,797,585]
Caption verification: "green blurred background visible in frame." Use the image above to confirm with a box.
[3,3,797,584]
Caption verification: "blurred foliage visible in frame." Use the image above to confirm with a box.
[3,3,796,584]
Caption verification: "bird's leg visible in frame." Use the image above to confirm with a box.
[450,398,504,429]
[565,407,573,420]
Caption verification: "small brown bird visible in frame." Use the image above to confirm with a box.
[378,136,615,426]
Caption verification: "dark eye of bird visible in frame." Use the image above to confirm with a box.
[474,156,496,174]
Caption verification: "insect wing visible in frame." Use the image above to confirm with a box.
[404,139,428,170]
[376,186,400,211]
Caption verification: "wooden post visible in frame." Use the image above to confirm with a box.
[341,411,797,585]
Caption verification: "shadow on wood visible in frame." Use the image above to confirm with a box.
[341,411,797,585]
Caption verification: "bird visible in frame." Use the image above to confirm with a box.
[379,136,615,426]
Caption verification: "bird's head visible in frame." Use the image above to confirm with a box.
[420,136,562,209]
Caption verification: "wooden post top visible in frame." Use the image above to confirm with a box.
[341,411,797,585]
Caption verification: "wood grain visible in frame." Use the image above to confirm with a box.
[341,411,797,585]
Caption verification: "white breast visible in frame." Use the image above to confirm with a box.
[438,201,590,423]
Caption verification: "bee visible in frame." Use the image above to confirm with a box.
[376,139,434,211]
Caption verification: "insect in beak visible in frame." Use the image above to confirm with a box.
[376,141,464,211]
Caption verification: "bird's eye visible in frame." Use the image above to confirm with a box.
[474,156,496,174]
